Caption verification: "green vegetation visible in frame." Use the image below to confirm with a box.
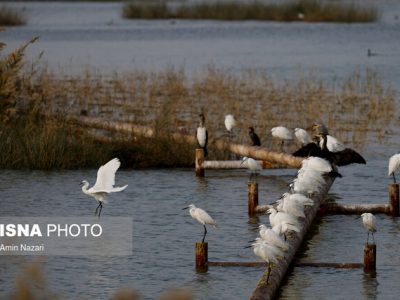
[0,5,26,26]
[122,0,379,23]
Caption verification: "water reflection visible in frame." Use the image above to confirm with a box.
[362,272,379,300]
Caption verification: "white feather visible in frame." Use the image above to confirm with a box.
[224,114,236,132]
[388,154,400,176]
[294,128,312,145]
[271,126,294,140]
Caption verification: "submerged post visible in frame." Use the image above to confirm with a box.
[195,149,205,177]
[364,244,376,272]
[248,182,259,216]
[389,183,399,217]
[195,242,208,272]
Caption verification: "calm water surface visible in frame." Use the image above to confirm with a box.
[1,156,399,299]
[2,1,400,88]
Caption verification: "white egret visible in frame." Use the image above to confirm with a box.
[267,208,301,233]
[276,197,306,219]
[224,114,236,133]
[241,156,262,182]
[271,126,294,151]
[294,128,312,145]
[196,113,208,157]
[246,238,283,284]
[81,158,128,217]
[258,224,289,251]
[249,126,261,146]
[183,204,217,243]
[361,213,377,244]
[301,156,332,173]
[281,193,314,207]
[388,153,400,183]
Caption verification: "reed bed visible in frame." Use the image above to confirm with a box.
[1,37,397,169]
[0,5,26,26]
[122,0,378,23]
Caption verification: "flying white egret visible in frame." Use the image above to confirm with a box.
[294,128,312,145]
[81,158,128,217]
[183,204,217,243]
[224,114,236,133]
[196,113,208,157]
[361,213,377,244]
[271,126,294,151]
[249,126,261,146]
[388,153,400,183]
[241,156,262,182]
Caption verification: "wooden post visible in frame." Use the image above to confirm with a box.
[195,149,205,177]
[248,182,259,216]
[389,183,399,217]
[195,242,208,272]
[364,244,376,272]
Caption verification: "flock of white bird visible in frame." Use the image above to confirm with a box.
[79,113,400,277]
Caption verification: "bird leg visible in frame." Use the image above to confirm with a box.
[280,141,284,152]
[202,225,207,243]
[366,232,369,245]
[98,203,103,218]
[266,262,271,285]
[372,232,375,244]
[95,202,101,216]
[393,173,396,184]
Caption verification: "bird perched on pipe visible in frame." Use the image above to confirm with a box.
[81,158,128,217]
[361,213,377,244]
[196,113,208,157]
[183,204,217,243]
[294,128,312,146]
[271,126,294,151]
[248,126,261,146]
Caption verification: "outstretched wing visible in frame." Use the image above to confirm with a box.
[92,158,121,192]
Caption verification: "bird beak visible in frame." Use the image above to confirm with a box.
[182,206,189,210]
[244,245,253,249]
[240,158,248,166]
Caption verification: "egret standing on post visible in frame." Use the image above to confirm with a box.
[388,153,400,183]
[81,158,128,217]
[183,204,217,243]
[249,126,261,146]
[241,156,262,182]
[361,213,377,244]
[196,113,208,157]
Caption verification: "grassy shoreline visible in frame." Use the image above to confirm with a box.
[0,38,396,170]
[122,0,379,23]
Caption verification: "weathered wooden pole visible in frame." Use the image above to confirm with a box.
[389,183,399,217]
[248,182,259,216]
[364,244,376,272]
[322,203,391,215]
[195,242,208,272]
[195,149,205,177]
